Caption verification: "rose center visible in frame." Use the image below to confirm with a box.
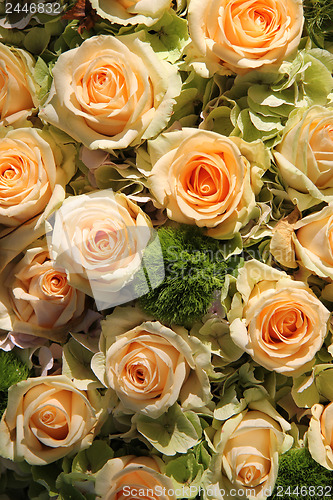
[0,161,23,184]
[266,307,305,343]
[189,165,218,196]
[42,270,69,295]
[240,464,262,485]
[31,404,69,440]
[41,410,55,424]
[84,226,118,257]
[250,8,273,31]
[0,150,36,195]
[87,64,127,103]
[2,166,16,179]
[127,361,151,387]
[95,229,112,250]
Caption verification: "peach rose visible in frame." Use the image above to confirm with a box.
[210,408,292,499]
[95,456,176,500]
[49,190,154,309]
[292,205,333,279]
[90,0,171,25]
[229,260,330,376]
[40,34,181,151]
[0,42,37,125]
[308,402,333,470]
[91,307,211,418]
[0,126,76,228]
[274,106,333,210]
[0,375,106,465]
[0,242,86,342]
[147,129,267,239]
[187,0,304,76]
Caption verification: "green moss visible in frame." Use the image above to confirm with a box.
[0,350,30,418]
[269,448,333,500]
[303,0,333,47]
[138,225,241,328]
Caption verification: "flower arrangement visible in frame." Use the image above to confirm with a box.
[1,0,333,499]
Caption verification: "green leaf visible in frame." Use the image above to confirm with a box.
[214,386,246,421]
[165,452,204,498]
[134,403,200,455]
[34,56,51,86]
[315,367,333,401]
[62,338,101,390]
[0,26,25,45]
[194,442,211,469]
[183,411,203,440]
[302,52,333,104]
[201,106,234,136]
[291,372,320,408]
[72,440,114,475]
[135,11,189,63]
[34,56,53,102]
[56,472,90,500]
[249,110,284,132]
[32,463,62,497]
[23,27,50,54]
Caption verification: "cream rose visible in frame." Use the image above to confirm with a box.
[229,260,330,376]
[274,106,333,211]
[95,456,176,500]
[91,306,211,418]
[187,0,303,76]
[0,241,86,342]
[49,191,154,309]
[90,0,171,25]
[147,129,268,239]
[292,204,333,279]
[0,127,75,228]
[0,375,106,465]
[308,402,333,470]
[40,34,181,151]
[0,43,37,125]
[210,408,292,500]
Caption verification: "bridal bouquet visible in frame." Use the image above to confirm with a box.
[1,0,333,498]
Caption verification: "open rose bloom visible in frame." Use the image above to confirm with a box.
[229,260,330,376]
[48,190,164,309]
[0,42,37,126]
[209,404,293,500]
[0,375,107,465]
[0,242,86,342]
[147,129,268,239]
[187,0,304,76]
[0,127,75,229]
[91,306,212,418]
[274,106,333,210]
[40,34,181,151]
